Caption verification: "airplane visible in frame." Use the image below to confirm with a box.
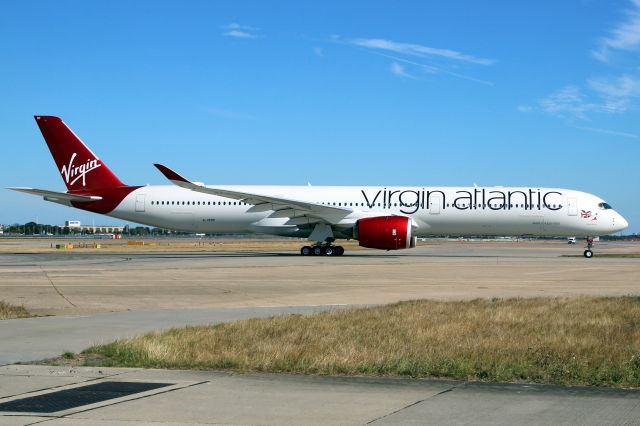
[10,116,629,258]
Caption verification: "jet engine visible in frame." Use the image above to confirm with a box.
[353,216,417,250]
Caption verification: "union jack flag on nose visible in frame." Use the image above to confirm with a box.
[580,210,592,218]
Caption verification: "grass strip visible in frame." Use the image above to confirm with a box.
[83,297,640,387]
[0,301,32,320]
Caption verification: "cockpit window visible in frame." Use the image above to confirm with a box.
[598,202,612,210]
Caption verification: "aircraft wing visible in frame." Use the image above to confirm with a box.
[8,187,103,203]
[153,164,351,224]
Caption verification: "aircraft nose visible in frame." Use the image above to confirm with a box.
[615,214,629,232]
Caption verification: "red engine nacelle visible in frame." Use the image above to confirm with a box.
[354,216,417,250]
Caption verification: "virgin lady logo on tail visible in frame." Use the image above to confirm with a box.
[60,153,102,187]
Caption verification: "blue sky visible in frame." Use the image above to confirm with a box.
[1,0,638,233]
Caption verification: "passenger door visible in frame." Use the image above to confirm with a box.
[429,196,441,215]
[135,194,146,212]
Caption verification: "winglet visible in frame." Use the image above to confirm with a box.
[153,163,191,183]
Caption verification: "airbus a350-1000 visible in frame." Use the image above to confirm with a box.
[11,116,629,258]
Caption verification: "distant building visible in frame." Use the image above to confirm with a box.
[64,220,125,234]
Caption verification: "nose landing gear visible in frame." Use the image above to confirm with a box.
[583,237,594,258]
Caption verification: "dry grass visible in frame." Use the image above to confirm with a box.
[0,301,32,320]
[84,297,640,387]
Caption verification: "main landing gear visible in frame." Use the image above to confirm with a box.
[300,244,345,256]
[583,237,594,259]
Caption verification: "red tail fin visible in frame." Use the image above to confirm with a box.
[35,116,125,191]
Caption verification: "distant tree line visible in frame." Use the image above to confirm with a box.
[600,234,639,241]
[1,222,182,236]
[1,222,71,235]
[2,222,636,239]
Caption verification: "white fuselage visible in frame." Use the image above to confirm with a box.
[23,116,628,243]
[104,185,627,238]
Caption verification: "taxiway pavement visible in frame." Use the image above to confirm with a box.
[1,241,638,316]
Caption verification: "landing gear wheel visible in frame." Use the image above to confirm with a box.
[325,246,335,256]
[312,246,324,256]
[583,237,595,259]
[301,246,312,256]
[335,246,344,256]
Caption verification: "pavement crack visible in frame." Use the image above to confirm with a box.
[23,417,60,425]
[366,383,460,424]
[40,266,77,308]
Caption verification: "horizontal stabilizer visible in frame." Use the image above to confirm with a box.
[8,187,102,203]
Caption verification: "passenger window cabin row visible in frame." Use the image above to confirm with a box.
[150,200,248,206]
[149,200,563,209]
